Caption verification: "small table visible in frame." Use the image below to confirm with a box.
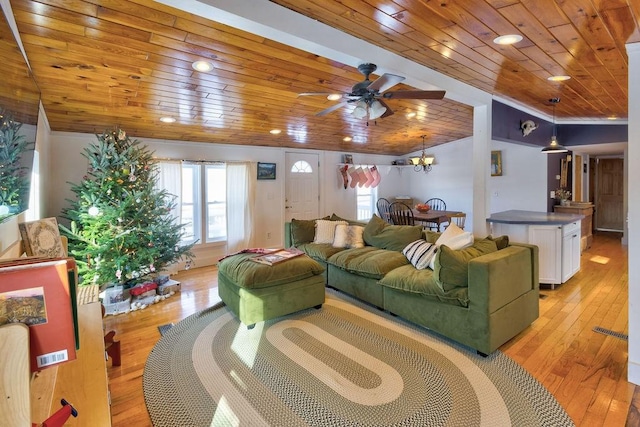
[413,209,462,231]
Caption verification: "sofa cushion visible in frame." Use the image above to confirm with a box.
[363,215,423,252]
[314,220,348,244]
[434,238,498,291]
[402,239,437,270]
[424,230,441,243]
[297,243,346,262]
[290,216,330,246]
[333,224,365,248]
[218,253,324,289]
[328,247,409,279]
[378,265,469,307]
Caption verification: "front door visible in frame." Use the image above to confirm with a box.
[595,158,624,231]
[285,152,319,222]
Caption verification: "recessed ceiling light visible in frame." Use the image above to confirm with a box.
[493,34,523,45]
[160,116,176,123]
[192,60,214,72]
[547,75,571,82]
[343,136,352,142]
[327,94,341,101]
[270,129,281,134]
[607,115,618,120]
[406,112,416,119]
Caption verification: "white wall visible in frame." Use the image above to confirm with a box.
[488,140,548,213]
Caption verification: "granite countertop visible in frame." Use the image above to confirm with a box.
[486,210,584,225]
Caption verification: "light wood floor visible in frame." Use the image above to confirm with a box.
[104,232,636,426]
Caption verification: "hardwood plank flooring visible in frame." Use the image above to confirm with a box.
[104,231,634,426]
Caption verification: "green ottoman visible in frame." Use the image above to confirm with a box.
[217,253,326,328]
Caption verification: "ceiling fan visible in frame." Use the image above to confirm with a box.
[298,63,445,120]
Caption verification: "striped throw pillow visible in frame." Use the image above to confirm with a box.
[403,239,437,270]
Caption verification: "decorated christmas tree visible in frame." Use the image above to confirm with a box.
[60,128,194,287]
[0,109,33,219]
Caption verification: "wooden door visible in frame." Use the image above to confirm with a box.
[285,152,319,222]
[595,158,624,231]
[574,154,583,202]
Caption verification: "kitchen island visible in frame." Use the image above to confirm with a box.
[487,210,584,288]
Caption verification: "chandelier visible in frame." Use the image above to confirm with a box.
[409,135,435,172]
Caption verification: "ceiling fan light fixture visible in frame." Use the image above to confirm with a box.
[493,34,523,45]
[352,101,368,119]
[368,100,387,120]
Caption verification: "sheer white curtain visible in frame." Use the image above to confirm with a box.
[155,160,182,224]
[226,162,255,252]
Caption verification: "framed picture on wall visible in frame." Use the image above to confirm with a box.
[257,162,276,180]
[491,150,503,176]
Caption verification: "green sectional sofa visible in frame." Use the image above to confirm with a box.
[284,215,539,355]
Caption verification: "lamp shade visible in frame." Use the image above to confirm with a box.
[541,136,568,153]
[369,100,386,120]
[352,101,367,119]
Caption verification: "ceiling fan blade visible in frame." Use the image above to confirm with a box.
[298,92,342,97]
[316,101,348,116]
[382,90,446,100]
[377,99,394,118]
[367,73,405,93]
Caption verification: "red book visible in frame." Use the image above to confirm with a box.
[0,259,77,371]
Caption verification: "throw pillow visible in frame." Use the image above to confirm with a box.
[314,220,348,244]
[488,234,510,250]
[403,239,437,270]
[434,238,498,291]
[428,222,474,269]
[363,214,387,244]
[290,216,330,246]
[333,224,365,248]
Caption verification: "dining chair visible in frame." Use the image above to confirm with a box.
[450,212,466,230]
[423,198,447,230]
[388,202,415,225]
[376,197,392,223]
[425,198,446,211]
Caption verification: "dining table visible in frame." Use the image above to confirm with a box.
[412,209,462,231]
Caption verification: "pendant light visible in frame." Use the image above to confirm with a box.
[541,98,568,153]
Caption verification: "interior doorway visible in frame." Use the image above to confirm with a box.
[594,158,624,231]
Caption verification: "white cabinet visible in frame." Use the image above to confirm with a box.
[528,225,562,285]
[561,221,581,283]
[492,219,581,288]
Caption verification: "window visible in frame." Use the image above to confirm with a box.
[181,163,226,244]
[291,160,312,173]
[356,185,377,221]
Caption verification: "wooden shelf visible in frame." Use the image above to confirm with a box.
[30,302,112,426]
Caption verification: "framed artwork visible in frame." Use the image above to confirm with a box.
[491,150,503,176]
[257,162,276,180]
[343,154,353,164]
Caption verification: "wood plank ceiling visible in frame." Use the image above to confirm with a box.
[5,0,638,155]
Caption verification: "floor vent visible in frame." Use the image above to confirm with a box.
[158,323,174,336]
[593,326,628,341]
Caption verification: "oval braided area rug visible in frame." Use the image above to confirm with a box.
[144,289,574,426]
